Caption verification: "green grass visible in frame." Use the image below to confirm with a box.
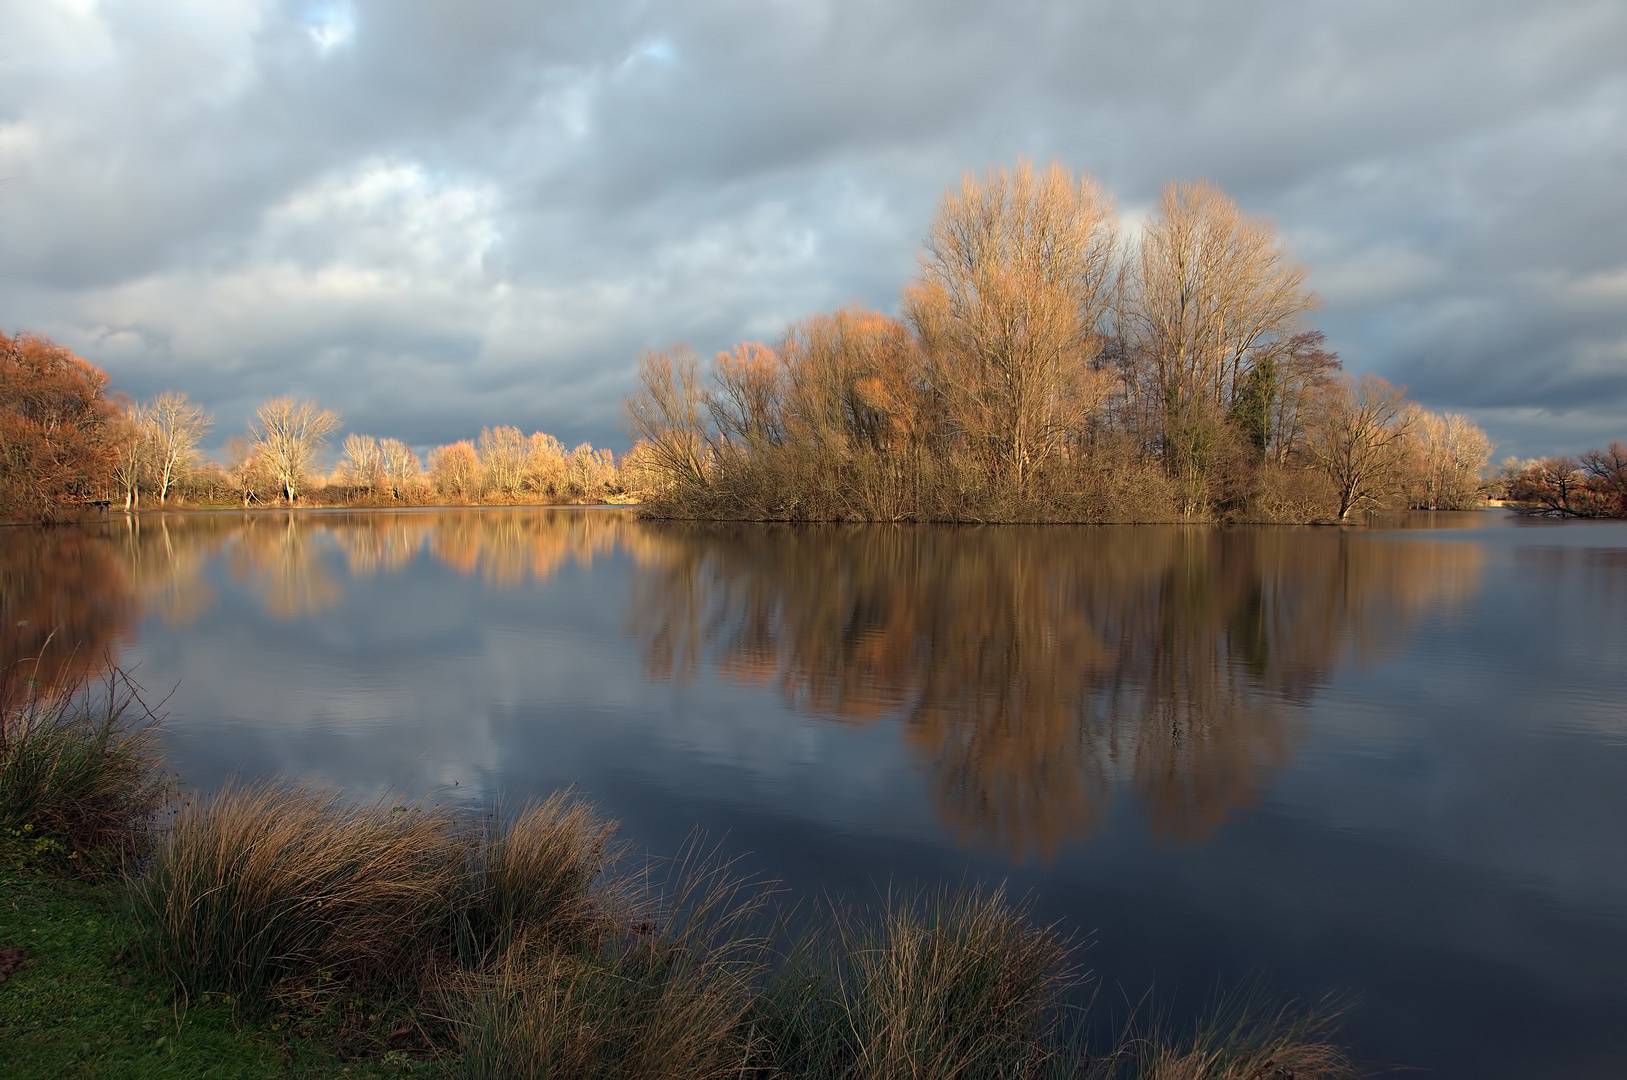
[0,845,454,1079]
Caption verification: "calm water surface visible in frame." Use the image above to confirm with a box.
[7,508,1626,1077]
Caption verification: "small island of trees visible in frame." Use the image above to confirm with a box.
[626,161,1514,523]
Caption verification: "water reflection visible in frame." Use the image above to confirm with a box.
[1,511,1482,861]
[628,525,1484,856]
[0,524,135,703]
[0,509,634,693]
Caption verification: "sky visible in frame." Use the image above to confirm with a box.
[1,0,1623,459]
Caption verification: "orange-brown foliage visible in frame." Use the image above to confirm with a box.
[0,331,121,522]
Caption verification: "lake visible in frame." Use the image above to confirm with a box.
[6,507,1625,1076]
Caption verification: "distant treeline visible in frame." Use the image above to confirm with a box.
[0,329,636,522]
[627,161,1500,523]
[1498,443,1627,518]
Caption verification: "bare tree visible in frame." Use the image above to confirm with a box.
[776,307,924,457]
[225,435,270,506]
[378,438,421,500]
[111,400,154,510]
[1406,408,1493,509]
[250,397,341,502]
[524,431,567,495]
[566,443,616,498]
[906,160,1119,495]
[1265,331,1341,464]
[478,425,527,497]
[1305,375,1414,520]
[1123,181,1316,505]
[341,433,384,491]
[1580,441,1627,515]
[624,347,710,487]
[428,440,479,497]
[147,390,212,502]
[709,341,785,450]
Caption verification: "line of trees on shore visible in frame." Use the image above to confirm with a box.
[0,329,637,522]
[1497,443,1627,518]
[627,162,1498,523]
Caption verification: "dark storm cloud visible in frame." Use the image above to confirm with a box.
[1,0,1622,456]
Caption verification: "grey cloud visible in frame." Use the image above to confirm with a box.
[0,0,1622,457]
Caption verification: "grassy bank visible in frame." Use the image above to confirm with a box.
[1,674,1356,1079]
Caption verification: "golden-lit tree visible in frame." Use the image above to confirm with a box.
[906,161,1119,495]
[147,390,212,503]
[780,307,926,457]
[111,400,155,510]
[709,341,785,450]
[1121,181,1316,507]
[378,438,421,500]
[524,431,567,495]
[1405,407,1493,510]
[478,425,527,498]
[341,433,384,491]
[1305,375,1414,520]
[249,397,341,503]
[566,443,616,498]
[428,440,480,497]
[624,347,710,488]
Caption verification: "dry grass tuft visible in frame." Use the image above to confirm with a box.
[127,782,465,1006]
[457,793,622,962]
[1127,998,1356,1080]
[456,842,770,1080]
[758,887,1078,1080]
[116,778,1358,1078]
[0,666,167,873]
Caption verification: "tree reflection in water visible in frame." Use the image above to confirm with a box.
[628,524,1483,859]
[0,509,632,699]
[1,511,1483,863]
[0,523,136,705]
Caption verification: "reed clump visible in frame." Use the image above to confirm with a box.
[115,775,1354,1079]
[457,793,624,963]
[126,783,467,1006]
[0,668,167,873]
[756,888,1080,1080]
[125,784,629,1012]
[1125,999,1354,1080]
[456,849,770,1080]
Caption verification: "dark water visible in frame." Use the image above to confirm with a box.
[6,508,1626,1076]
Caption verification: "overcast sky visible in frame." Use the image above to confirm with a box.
[2,0,1623,458]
